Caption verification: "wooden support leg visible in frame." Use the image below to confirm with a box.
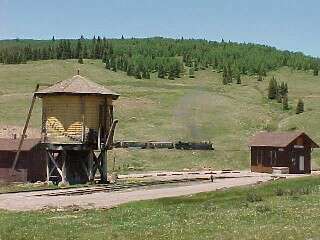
[89,151,98,182]
[88,151,93,180]
[61,151,68,185]
[46,153,50,183]
[81,161,90,179]
[100,149,107,183]
[47,151,63,177]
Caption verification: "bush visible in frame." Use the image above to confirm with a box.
[275,187,313,197]
[246,191,263,202]
[256,205,271,213]
[275,188,285,196]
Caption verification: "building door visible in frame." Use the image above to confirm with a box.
[257,150,263,169]
[299,155,305,172]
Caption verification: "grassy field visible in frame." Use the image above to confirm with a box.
[1,177,320,239]
[0,59,319,172]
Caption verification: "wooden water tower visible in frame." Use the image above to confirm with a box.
[34,74,119,184]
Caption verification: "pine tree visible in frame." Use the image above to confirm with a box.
[173,62,181,78]
[236,72,241,84]
[168,71,175,80]
[296,98,304,114]
[158,64,165,78]
[277,93,282,103]
[222,66,228,85]
[284,83,288,95]
[279,82,285,97]
[227,64,233,83]
[145,71,150,79]
[126,64,134,76]
[134,67,142,79]
[268,77,278,99]
[78,57,84,64]
[83,45,88,58]
[102,51,107,63]
[313,67,319,76]
[142,67,148,79]
[282,95,289,110]
[189,67,195,78]
[105,58,111,69]
[78,52,84,64]
[75,39,82,59]
[194,61,199,71]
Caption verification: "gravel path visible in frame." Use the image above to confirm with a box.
[0,176,272,211]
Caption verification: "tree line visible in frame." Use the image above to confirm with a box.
[268,76,304,114]
[0,36,319,80]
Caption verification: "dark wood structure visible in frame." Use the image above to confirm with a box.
[10,74,119,185]
[249,132,319,174]
[0,138,46,182]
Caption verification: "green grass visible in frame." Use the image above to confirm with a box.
[0,182,57,193]
[1,177,320,239]
[0,60,319,172]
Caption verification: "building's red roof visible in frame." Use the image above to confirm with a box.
[248,131,319,148]
[0,138,40,151]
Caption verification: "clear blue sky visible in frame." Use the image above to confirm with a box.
[1,0,319,57]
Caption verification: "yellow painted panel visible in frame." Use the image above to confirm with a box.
[42,95,113,144]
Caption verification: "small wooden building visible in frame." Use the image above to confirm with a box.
[0,138,46,182]
[34,74,119,184]
[249,132,319,174]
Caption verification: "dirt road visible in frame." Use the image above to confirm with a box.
[0,175,273,211]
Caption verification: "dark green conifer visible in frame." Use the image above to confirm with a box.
[222,66,228,85]
[126,64,134,76]
[158,65,165,78]
[282,95,289,110]
[296,99,304,114]
[105,58,111,69]
[189,67,195,78]
[268,77,278,99]
[227,64,233,83]
[75,39,82,59]
[135,67,142,79]
[236,73,241,84]
[313,67,319,76]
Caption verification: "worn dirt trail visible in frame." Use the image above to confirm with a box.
[0,176,272,211]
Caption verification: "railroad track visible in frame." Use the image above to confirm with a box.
[34,177,209,197]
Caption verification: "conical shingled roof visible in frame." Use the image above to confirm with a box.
[35,75,119,100]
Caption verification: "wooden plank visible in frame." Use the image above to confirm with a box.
[80,96,86,142]
[106,120,119,150]
[81,161,90,178]
[89,152,99,181]
[10,84,40,175]
[47,152,63,177]
[46,153,50,182]
[100,150,107,183]
[61,151,68,184]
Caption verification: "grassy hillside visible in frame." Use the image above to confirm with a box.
[0,59,319,171]
[1,177,320,240]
